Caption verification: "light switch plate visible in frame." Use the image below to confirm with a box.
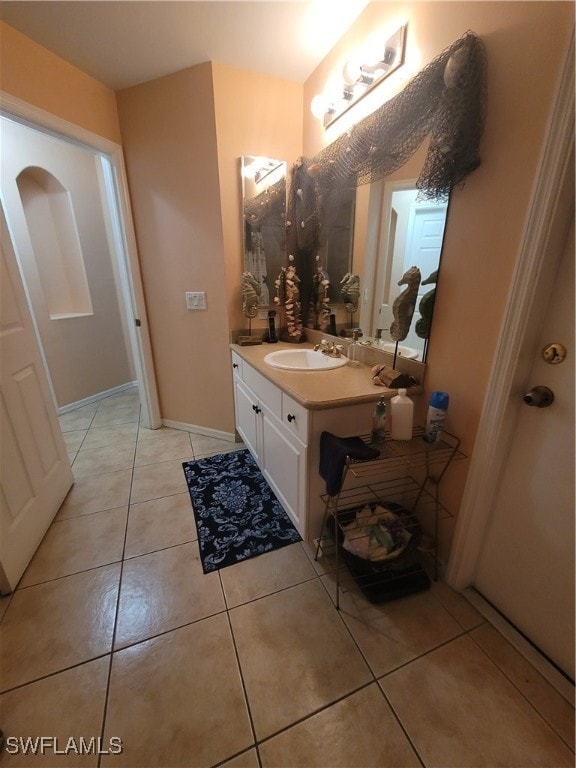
[186,291,207,310]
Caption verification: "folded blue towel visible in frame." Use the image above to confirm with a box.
[319,431,379,496]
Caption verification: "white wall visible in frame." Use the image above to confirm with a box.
[0,117,135,407]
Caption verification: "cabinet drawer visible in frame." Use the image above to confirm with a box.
[282,393,309,444]
[243,364,282,412]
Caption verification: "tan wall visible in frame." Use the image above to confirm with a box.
[0,21,121,143]
[211,62,303,334]
[116,63,234,434]
[302,1,573,555]
[117,62,302,434]
[1,118,134,406]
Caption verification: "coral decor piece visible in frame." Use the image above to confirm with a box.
[390,266,421,342]
[309,258,331,331]
[274,256,304,342]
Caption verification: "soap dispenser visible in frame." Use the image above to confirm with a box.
[347,329,361,367]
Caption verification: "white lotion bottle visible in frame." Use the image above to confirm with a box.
[390,388,414,441]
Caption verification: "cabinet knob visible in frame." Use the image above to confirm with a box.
[252,404,261,414]
[287,414,296,423]
[233,363,238,369]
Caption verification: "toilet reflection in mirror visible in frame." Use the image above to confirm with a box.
[241,155,287,307]
[358,180,449,361]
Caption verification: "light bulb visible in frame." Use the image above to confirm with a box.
[311,93,329,119]
[342,60,361,85]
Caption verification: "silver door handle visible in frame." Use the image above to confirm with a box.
[523,386,554,408]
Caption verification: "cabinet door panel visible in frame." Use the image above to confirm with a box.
[261,409,305,537]
[281,393,309,444]
[233,377,260,463]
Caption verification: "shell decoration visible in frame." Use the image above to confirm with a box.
[274,256,304,341]
[311,262,331,331]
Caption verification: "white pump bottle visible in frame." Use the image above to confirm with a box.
[390,388,414,441]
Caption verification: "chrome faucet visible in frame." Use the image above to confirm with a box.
[314,339,344,358]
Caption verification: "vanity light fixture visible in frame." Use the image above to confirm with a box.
[312,24,407,128]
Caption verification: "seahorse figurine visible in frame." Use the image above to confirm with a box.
[340,272,360,314]
[241,271,261,318]
[415,270,438,339]
[390,266,421,342]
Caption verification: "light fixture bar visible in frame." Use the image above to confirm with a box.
[318,24,407,129]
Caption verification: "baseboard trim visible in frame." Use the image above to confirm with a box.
[162,419,237,444]
[58,381,138,415]
[464,588,575,705]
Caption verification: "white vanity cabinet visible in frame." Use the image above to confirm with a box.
[231,349,379,542]
[232,351,308,536]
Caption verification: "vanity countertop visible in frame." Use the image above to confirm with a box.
[231,342,420,411]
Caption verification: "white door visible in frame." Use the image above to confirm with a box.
[474,221,574,678]
[374,195,447,349]
[400,204,447,351]
[0,207,73,593]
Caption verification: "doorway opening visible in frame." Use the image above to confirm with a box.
[0,103,159,431]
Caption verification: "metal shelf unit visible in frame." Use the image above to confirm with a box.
[315,427,465,609]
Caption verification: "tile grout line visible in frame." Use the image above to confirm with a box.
[313,570,479,768]
[466,629,576,754]
[313,573,431,766]
[220,574,263,768]
[97,399,141,768]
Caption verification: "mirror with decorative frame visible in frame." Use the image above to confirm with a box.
[241,32,485,361]
[289,30,486,362]
[241,155,287,307]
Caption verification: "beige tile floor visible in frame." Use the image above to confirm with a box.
[0,387,574,767]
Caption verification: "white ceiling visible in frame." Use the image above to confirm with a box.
[0,1,370,90]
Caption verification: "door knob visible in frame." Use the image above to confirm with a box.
[523,386,554,408]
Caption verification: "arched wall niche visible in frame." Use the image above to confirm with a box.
[16,165,93,319]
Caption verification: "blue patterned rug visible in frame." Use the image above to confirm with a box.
[183,449,301,573]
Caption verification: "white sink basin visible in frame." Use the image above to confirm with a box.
[380,343,419,360]
[264,349,348,371]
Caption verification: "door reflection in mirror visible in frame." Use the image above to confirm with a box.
[241,155,287,307]
[360,181,448,361]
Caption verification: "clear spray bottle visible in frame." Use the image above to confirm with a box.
[347,329,361,367]
[371,396,387,447]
